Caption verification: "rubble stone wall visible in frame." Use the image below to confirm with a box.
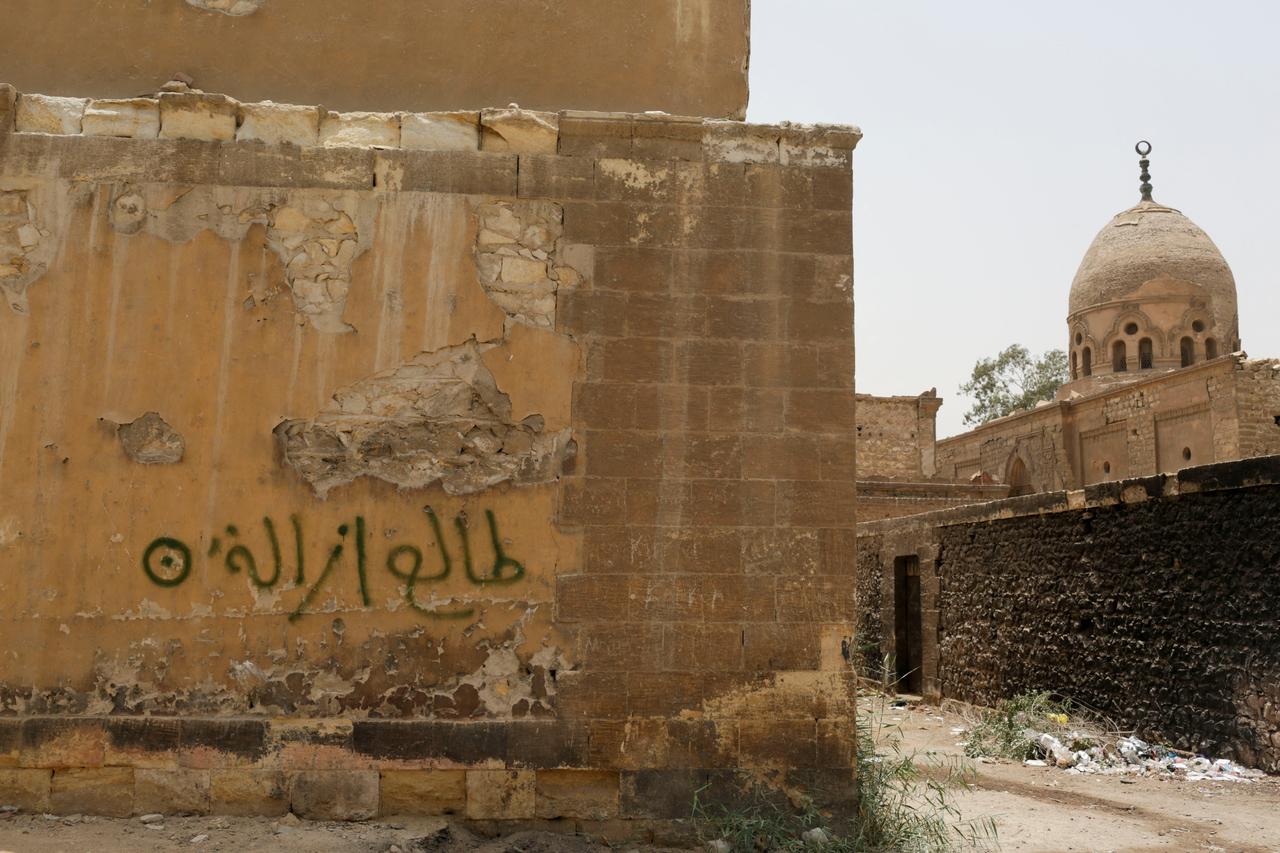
[0,86,860,827]
[3,0,750,119]
[856,457,1280,772]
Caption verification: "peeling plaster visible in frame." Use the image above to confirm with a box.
[105,184,375,332]
[0,183,80,314]
[274,340,575,497]
[184,0,265,16]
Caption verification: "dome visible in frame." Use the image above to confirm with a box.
[1068,200,1237,329]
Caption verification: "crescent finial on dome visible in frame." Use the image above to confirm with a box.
[1136,140,1153,202]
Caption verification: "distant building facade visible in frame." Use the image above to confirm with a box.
[860,149,1280,518]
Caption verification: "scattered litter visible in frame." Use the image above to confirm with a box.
[1030,733,1263,782]
[802,827,832,847]
[139,813,164,824]
[1024,759,1048,767]
[190,834,209,844]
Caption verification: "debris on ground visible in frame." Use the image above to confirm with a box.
[957,690,1266,783]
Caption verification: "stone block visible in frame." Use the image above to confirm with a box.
[372,150,516,196]
[82,98,160,138]
[704,120,780,164]
[401,111,480,151]
[0,768,51,812]
[319,111,400,149]
[159,92,237,141]
[290,770,378,821]
[15,94,86,134]
[237,101,320,146]
[535,769,619,820]
[209,769,289,816]
[49,767,134,817]
[633,114,706,161]
[465,769,535,820]
[0,83,15,132]
[780,124,861,167]
[557,110,634,158]
[20,718,108,769]
[378,769,466,815]
[518,154,595,200]
[134,768,210,815]
[481,107,558,154]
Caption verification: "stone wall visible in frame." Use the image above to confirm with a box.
[2,0,750,118]
[855,481,1009,523]
[855,392,940,480]
[1237,359,1280,459]
[857,457,1280,772]
[0,85,860,827]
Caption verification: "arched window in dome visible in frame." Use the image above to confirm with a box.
[1070,351,1078,380]
[1082,347,1092,376]
[1138,338,1153,370]
[1205,338,1218,360]
[1112,340,1127,372]
[1180,336,1195,367]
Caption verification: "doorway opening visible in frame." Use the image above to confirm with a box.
[893,555,923,694]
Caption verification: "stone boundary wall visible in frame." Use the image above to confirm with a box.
[857,456,1280,772]
[0,83,860,831]
[856,480,1009,523]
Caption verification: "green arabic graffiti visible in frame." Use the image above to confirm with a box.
[141,506,527,622]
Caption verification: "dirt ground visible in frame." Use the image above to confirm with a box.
[0,815,690,853]
[2,701,1278,853]
[880,697,1280,853]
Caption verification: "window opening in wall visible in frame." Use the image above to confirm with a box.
[1273,415,1280,427]
[1180,336,1195,367]
[1071,351,1078,379]
[1139,337,1153,369]
[1192,320,1206,333]
[1082,347,1092,376]
[893,555,923,695]
[1205,338,1218,359]
[1112,340,1127,372]
[1103,461,1112,474]
[1075,332,1083,345]
[1124,321,1139,335]
[1182,447,1192,462]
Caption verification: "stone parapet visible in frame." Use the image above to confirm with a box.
[2,86,861,166]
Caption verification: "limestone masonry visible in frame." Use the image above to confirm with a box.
[3,0,751,119]
[0,80,860,827]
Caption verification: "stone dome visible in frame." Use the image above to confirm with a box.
[1069,200,1237,327]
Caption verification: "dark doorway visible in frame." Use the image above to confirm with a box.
[893,555,923,694]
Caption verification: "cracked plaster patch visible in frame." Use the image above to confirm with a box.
[274,340,576,498]
[116,412,186,464]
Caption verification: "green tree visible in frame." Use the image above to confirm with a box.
[959,345,1068,426]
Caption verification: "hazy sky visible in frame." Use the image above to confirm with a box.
[748,0,1280,436]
